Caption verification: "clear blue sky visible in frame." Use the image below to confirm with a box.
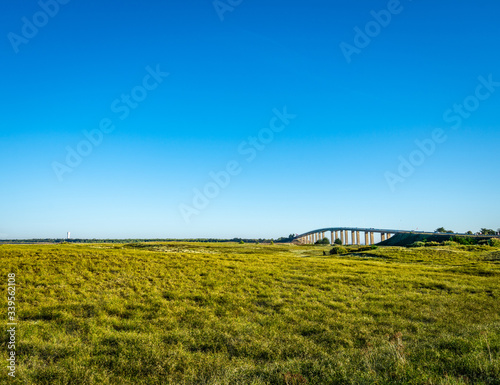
[1,0,499,239]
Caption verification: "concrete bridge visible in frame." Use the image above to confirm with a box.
[294,227,496,245]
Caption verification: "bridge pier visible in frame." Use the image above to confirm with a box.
[370,232,375,245]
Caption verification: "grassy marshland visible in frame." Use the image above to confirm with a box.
[1,242,499,384]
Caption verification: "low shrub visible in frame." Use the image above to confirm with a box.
[488,238,500,247]
[315,237,330,245]
[424,241,441,247]
[443,241,459,246]
[329,246,348,255]
[450,236,476,245]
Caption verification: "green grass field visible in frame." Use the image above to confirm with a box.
[1,242,499,384]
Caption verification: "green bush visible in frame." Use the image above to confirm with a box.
[443,241,459,246]
[334,238,342,245]
[329,246,348,255]
[424,241,441,247]
[488,238,500,247]
[450,236,476,245]
[371,245,378,250]
[315,237,330,245]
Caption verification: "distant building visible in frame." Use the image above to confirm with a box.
[67,232,71,239]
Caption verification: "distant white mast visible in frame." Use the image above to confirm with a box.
[67,232,71,239]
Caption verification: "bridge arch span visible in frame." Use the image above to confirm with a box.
[295,227,404,245]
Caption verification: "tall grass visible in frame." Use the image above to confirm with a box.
[1,242,499,384]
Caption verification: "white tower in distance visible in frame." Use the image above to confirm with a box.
[67,232,71,239]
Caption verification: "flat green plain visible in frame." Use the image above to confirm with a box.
[1,242,499,384]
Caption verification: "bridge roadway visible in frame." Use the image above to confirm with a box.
[295,227,495,245]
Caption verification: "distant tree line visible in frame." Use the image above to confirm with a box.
[0,235,299,245]
[435,227,499,235]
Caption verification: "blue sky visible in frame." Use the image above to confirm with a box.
[1,0,499,239]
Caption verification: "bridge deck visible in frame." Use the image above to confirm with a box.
[296,227,497,239]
